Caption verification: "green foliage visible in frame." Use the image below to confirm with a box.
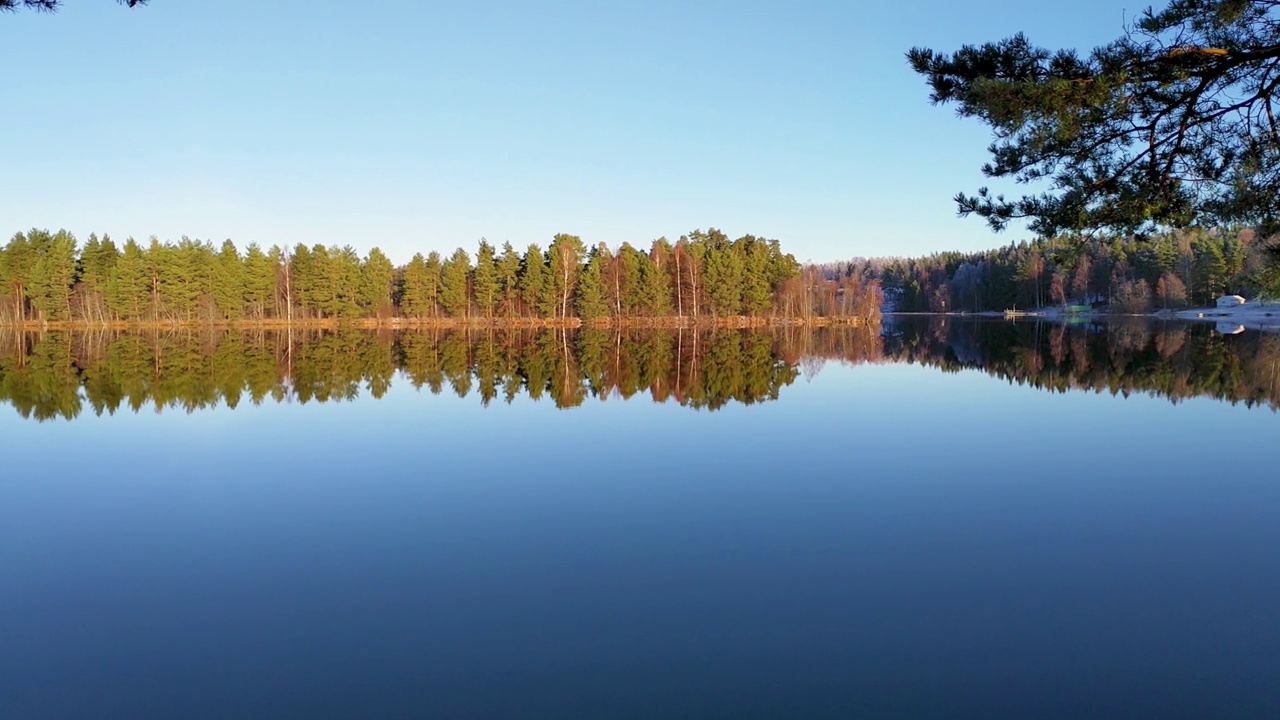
[496,242,522,318]
[519,244,546,317]
[575,246,609,319]
[472,240,499,318]
[399,252,436,319]
[614,243,644,316]
[439,248,471,317]
[242,243,278,320]
[637,245,673,316]
[546,233,584,318]
[910,1,1280,237]
[107,238,149,320]
[27,229,77,322]
[0,227,815,324]
[360,247,394,316]
[213,240,243,320]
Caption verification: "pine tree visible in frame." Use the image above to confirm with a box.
[290,244,316,319]
[158,237,209,322]
[519,244,546,318]
[78,233,120,323]
[910,3,1280,238]
[496,242,522,319]
[400,252,430,319]
[107,238,149,321]
[701,229,743,316]
[330,245,363,319]
[472,240,499,319]
[212,239,243,320]
[360,246,394,317]
[440,247,471,317]
[242,243,277,321]
[1193,237,1228,302]
[739,236,773,315]
[615,243,644,317]
[423,251,443,318]
[575,246,609,319]
[29,229,77,322]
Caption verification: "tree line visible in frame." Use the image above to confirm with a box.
[0,228,881,327]
[851,227,1274,314]
[0,326,884,421]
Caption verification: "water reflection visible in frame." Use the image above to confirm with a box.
[0,327,883,421]
[3,318,1279,421]
[886,316,1280,410]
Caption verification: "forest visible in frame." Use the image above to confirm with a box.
[0,228,882,327]
[0,326,884,421]
[853,227,1276,314]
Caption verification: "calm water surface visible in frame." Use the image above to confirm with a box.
[1,320,1277,718]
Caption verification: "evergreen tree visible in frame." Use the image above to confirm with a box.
[330,245,363,319]
[910,1,1280,238]
[242,243,277,320]
[472,239,499,319]
[423,251,443,318]
[739,236,773,315]
[29,229,77,322]
[107,238,149,321]
[0,231,33,323]
[519,244,546,318]
[701,229,743,316]
[212,239,243,320]
[399,252,432,319]
[157,237,210,322]
[360,246,394,317]
[615,243,644,317]
[290,244,317,319]
[78,233,120,323]
[575,245,609,319]
[496,241,522,319]
[1193,237,1228,302]
[440,247,471,317]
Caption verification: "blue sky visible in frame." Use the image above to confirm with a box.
[3,0,1136,264]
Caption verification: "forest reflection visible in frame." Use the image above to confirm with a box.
[885,317,1280,410]
[5,320,1278,422]
[0,326,883,421]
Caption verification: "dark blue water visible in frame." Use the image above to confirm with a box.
[2,325,1278,718]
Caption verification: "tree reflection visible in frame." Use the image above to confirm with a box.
[884,318,1280,410]
[0,326,883,420]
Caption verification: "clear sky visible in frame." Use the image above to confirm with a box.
[3,0,1137,264]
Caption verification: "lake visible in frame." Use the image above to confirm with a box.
[2,319,1278,718]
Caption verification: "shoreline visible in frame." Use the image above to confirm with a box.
[888,302,1280,332]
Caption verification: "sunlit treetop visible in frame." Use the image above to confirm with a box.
[909,0,1280,238]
